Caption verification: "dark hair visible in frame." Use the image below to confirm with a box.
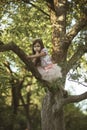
[32,38,44,54]
[32,38,44,66]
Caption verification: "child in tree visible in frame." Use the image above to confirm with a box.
[28,38,62,83]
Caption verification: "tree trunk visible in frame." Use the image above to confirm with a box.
[50,0,67,63]
[11,79,20,114]
[20,91,32,130]
[41,90,65,130]
[41,1,67,129]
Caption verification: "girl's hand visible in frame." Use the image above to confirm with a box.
[28,52,46,59]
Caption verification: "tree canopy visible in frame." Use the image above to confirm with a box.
[0,0,87,130]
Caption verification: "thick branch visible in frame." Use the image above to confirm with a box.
[65,17,87,48]
[0,41,52,90]
[0,41,41,79]
[54,91,87,112]
[66,44,87,73]
[63,91,87,105]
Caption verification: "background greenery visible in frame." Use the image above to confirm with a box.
[0,0,87,130]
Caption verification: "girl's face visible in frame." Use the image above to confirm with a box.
[33,42,41,53]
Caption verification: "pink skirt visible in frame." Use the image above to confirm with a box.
[37,64,62,83]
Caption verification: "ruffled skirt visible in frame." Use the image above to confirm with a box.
[37,64,62,83]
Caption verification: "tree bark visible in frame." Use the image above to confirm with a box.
[41,90,65,130]
[41,1,67,129]
[49,0,67,63]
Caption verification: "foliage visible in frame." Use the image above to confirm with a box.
[0,0,87,130]
[65,104,87,130]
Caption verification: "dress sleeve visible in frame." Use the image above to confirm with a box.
[41,48,48,55]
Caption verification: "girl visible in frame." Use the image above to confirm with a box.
[28,38,62,83]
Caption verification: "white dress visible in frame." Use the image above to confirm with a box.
[37,48,62,83]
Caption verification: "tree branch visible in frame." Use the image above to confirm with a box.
[66,44,87,73]
[53,91,87,113]
[68,79,87,88]
[0,41,41,79]
[65,17,87,48]
[29,1,50,18]
[22,0,50,18]
[0,41,52,90]
[63,91,87,105]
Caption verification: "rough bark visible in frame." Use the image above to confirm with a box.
[41,91,65,130]
[41,1,67,130]
[49,0,67,63]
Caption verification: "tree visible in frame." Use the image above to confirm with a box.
[0,0,87,130]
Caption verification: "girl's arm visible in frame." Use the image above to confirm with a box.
[28,51,46,59]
